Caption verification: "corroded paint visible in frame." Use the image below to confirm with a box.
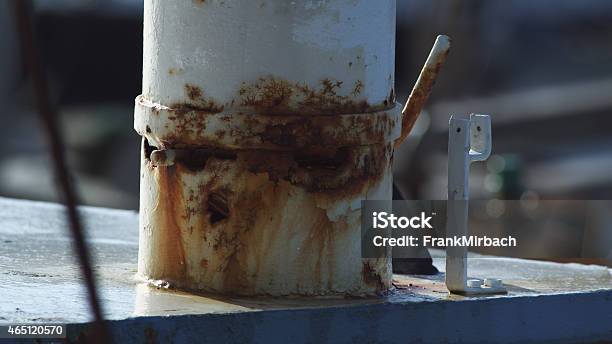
[138,138,393,295]
[395,35,451,148]
[151,166,187,284]
[134,95,402,151]
[137,0,398,296]
[238,76,390,115]
[170,84,225,114]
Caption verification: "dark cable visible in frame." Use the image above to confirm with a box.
[13,2,111,342]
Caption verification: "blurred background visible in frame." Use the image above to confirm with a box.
[0,0,611,263]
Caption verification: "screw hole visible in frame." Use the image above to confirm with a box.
[477,126,482,132]
[456,128,461,133]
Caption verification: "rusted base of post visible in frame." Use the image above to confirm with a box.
[138,138,394,296]
[135,92,400,296]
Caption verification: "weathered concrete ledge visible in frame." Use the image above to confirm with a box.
[0,197,610,343]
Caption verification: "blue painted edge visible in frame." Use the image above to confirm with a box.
[9,290,612,344]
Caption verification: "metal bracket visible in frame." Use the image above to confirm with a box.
[446,114,506,295]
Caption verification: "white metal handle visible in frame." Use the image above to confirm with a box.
[445,114,506,295]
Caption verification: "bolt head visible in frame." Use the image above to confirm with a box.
[484,278,503,288]
[467,279,482,288]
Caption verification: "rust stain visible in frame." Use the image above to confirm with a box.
[150,110,397,151]
[139,80,399,151]
[403,49,449,117]
[259,118,321,147]
[171,84,224,114]
[362,261,385,291]
[396,39,451,148]
[185,84,203,100]
[213,174,275,294]
[238,76,389,115]
[153,165,187,284]
[140,78,397,296]
[177,148,236,172]
[193,0,206,5]
[152,142,390,199]
[239,77,294,111]
[298,78,372,114]
[168,67,184,76]
[171,111,206,141]
[240,143,390,197]
[144,145,392,295]
[150,165,294,296]
[295,210,340,294]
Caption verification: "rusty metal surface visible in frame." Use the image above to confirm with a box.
[135,95,401,150]
[136,0,400,296]
[395,35,451,148]
[135,82,400,296]
[136,90,399,295]
[235,77,395,115]
[138,138,394,296]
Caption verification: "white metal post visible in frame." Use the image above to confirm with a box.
[135,0,399,296]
